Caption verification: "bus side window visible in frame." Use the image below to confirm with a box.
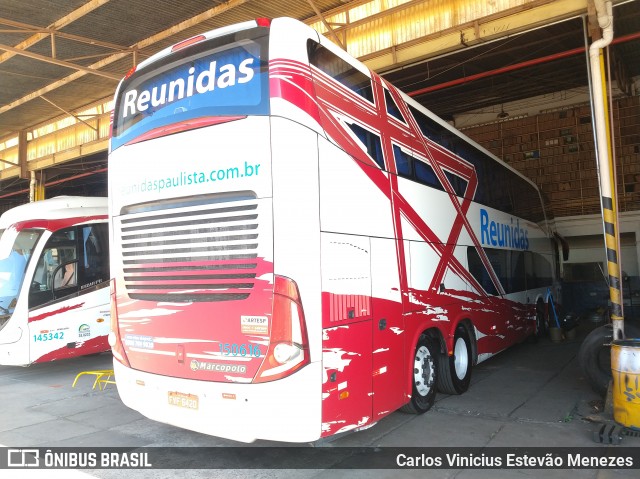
[393,145,413,177]
[80,224,109,287]
[414,159,444,191]
[307,40,374,103]
[53,248,77,289]
[467,247,499,296]
[347,122,385,169]
[384,89,406,123]
[29,227,78,309]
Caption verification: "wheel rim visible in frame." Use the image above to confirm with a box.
[453,336,468,380]
[413,345,434,397]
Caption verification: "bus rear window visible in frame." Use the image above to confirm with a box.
[111,29,269,150]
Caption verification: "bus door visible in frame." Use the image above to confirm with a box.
[320,233,373,434]
[28,224,110,363]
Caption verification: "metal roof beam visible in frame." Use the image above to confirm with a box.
[306,0,345,49]
[0,17,132,54]
[0,0,249,125]
[0,41,122,80]
[0,0,112,65]
[39,96,99,133]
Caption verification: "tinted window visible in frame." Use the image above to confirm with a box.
[467,247,499,296]
[308,40,373,103]
[510,250,526,293]
[393,145,413,177]
[112,27,270,150]
[414,160,443,190]
[385,89,405,122]
[29,224,110,309]
[444,171,468,197]
[348,123,384,169]
[30,227,78,308]
[405,102,545,223]
[529,251,552,289]
[80,224,110,290]
[468,246,553,297]
[408,104,444,142]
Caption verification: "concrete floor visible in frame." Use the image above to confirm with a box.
[1,322,638,479]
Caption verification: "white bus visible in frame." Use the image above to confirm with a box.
[0,196,110,366]
[108,17,559,443]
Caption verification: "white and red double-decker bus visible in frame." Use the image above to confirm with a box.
[108,17,559,443]
[0,196,110,365]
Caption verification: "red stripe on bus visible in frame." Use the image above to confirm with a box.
[29,302,85,323]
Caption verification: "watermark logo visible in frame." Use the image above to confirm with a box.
[7,449,39,467]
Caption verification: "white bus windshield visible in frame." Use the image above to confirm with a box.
[111,28,269,150]
[0,229,40,318]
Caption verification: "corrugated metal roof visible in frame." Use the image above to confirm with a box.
[0,0,349,135]
[0,0,638,137]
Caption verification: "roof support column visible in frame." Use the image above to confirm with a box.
[588,0,624,340]
[18,130,28,180]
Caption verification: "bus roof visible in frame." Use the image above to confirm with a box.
[0,196,107,229]
[135,19,262,73]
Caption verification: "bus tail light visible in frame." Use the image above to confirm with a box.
[171,35,206,52]
[255,18,271,27]
[108,278,131,367]
[123,65,137,80]
[254,275,310,383]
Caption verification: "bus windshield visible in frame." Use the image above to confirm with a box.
[111,28,270,150]
[0,229,40,323]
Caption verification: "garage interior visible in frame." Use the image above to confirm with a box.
[0,0,640,462]
[0,2,639,340]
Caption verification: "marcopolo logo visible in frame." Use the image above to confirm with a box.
[190,360,247,373]
[480,208,529,250]
[121,56,256,120]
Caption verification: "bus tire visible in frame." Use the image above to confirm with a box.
[437,324,472,395]
[536,301,548,339]
[400,334,438,414]
[578,322,640,397]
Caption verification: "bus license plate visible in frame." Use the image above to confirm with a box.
[168,391,199,410]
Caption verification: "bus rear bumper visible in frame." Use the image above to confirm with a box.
[113,360,322,443]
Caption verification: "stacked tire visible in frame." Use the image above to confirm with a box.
[578,322,640,397]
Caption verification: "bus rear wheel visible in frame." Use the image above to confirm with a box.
[536,302,548,339]
[437,324,472,395]
[400,334,438,414]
